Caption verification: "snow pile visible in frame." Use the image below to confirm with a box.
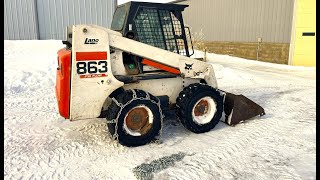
[4,40,316,179]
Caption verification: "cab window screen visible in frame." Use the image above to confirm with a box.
[111,6,126,30]
[134,7,187,56]
[134,8,166,49]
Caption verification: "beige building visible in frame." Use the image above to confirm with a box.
[176,0,315,66]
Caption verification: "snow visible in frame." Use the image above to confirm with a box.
[4,40,316,179]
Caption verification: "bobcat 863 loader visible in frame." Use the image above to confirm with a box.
[55,2,265,147]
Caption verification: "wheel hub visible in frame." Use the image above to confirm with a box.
[194,99,209,116]
[192,96,217,125]
[124,106,153,135]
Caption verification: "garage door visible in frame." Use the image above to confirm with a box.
[292,0,316,66]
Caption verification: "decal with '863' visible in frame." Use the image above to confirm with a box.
[75,52,108,78]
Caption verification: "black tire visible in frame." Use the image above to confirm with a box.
[106,89,163,147]
[176,83,223,133]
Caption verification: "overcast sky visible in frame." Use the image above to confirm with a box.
[117,0,173,5]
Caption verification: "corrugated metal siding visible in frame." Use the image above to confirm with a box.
[4,0,116,40]
[179,0,294,43]
[36,0,116,40]
[4,0,38,40]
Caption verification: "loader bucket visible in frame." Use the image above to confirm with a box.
[223,93,265,126]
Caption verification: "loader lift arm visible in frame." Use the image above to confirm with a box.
[107,27,217,87]
[65,24,218,87]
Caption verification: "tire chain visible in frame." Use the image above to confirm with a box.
[106,89,164,144]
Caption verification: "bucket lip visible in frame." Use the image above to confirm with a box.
[223,92,265,126]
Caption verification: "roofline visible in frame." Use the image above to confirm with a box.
[119,1,189,10]
[169,0,189,4]
[121,1,188,6]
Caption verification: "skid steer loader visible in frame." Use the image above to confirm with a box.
[55,2,265,147]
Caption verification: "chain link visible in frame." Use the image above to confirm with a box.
[109,90,164,144]
[146,92,165,144]
[111,97,123,108]
[106,119,117,123]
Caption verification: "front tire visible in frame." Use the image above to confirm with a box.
[106,89,163,147]
[176,83,223,133]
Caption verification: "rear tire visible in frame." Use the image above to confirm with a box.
[106,89,163,147]
[176,83,223,133]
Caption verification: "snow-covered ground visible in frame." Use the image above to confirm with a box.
[4,40,316,179]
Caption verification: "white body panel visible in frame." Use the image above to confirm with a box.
[110,49,126,75]
[68,25,218,120]
[123,77,200,104]
[69,25,124,120]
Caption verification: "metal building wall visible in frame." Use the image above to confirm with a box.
[36,0,116,40]
[179,0,294,43]
[4,0,116,40]
[4,0,39,40]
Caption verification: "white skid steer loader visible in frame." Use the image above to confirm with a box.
[55,2,265,147]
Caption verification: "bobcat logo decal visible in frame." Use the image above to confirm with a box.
[185,63,193,70]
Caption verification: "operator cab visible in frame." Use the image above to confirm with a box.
[111,1,194,57]
[111,2,194,75]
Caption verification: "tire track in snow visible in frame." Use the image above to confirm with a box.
[5,123,127,179]
[5,81,315,180]
[5,41,315,179]
[154,86,315,179]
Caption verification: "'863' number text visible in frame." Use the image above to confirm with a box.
[76,61,108,74]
